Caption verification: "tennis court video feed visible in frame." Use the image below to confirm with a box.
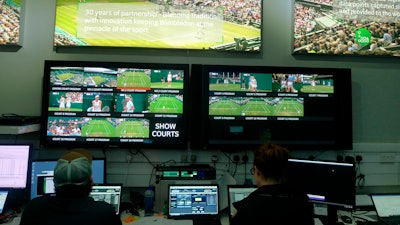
[54,0,261,51]
[0,0,21,45]
[45,66,185,145]
[208,71,334,120]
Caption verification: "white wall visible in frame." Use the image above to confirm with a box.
[0,0,399,190]
[101,143,400,188]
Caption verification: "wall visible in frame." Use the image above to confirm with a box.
[0,0,399,189]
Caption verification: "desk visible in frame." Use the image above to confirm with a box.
[120,211,326,225]
[120,211,230,225]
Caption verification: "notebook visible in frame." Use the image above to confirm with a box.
[227,185,257,221]
[167,184,221,225]
[0,191,8,214]
[371,193,400,225]
[90,184,122,215]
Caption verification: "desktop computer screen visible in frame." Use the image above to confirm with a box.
[30,159,105,199]
[287,159,356,210]
[227,185,257,220]
[168,184,219,218]
[0,191,8,214]
[90,184,122,215]
[0,145,30,189]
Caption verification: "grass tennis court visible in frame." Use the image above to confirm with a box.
[210,98,304,117]
[209,99,241,116]
[48,105,82,112]
[57,73,75,81]
[242,99,273,116]
[273,99,304,116]
[210,83,271,92]
[55,0,260,49]
[210,83,241,92]
[81,119,115,137]
[51,70,85,86]
[10,0,21,5]
[301,84,334,93]
[90,76,106,85]
[117,71,151,89]
[151,81,183,89]
[149,96,182,114]
[115,120,149,138]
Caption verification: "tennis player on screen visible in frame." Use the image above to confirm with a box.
[123,95,135,113]
[92,95,102,112]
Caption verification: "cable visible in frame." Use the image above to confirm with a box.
[355,155,365,188]
[242,155,249,180]
[232,155,240,177]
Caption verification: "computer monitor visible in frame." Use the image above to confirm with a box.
[227,185,257,221]
[167,184,219,219]
[0,145,30,189]
[371,193,400,218]
[90,184,122,215]
[287,159,356,213]
[30,159,105,199]
[0,191,8,214]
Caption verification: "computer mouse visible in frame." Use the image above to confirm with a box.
[340,215,353,224]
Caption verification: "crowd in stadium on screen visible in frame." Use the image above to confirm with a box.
[302,0,333,6]
[293,1,400,55]
[47,118,83,137]
[54,33,83,46]
[54,0,261,45]
[178,0,261,26]
[0,3,20,45]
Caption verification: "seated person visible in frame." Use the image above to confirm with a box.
[230,143,314,225]
[20,148,121,225]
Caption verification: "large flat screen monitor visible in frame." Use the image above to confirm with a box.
[0,145,30,189]
[53,0,262,52]
[190,64,353,151]
[30,159,105,199]
[293,0,400,57]
[0,0,21,45]
[40,60,189,149]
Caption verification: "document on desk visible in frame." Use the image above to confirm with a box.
[133,217,192,225]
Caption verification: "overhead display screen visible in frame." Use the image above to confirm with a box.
[293,0,400,57]
[40,60,189,149]
[0,0,21,45]
[54,0,262,52]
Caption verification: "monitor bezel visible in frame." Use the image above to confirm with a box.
[190,64,353,151]
[287,158,356,210]
[29,157,106,199]
[53,1,263,52]
[40,60,190,149]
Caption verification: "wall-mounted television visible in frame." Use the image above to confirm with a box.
[190,64,353,151]
[293,0,400,57]
[0,0,21,45]
[40,60,189,149]
[53,0,262,52]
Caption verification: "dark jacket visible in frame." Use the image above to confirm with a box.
[20,195,121,225]
[230,184,314,225]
